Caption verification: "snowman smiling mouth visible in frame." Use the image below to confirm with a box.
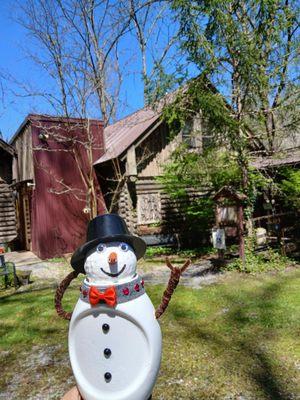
[100,264,126,277]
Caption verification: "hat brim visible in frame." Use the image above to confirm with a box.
[71,234,146,274]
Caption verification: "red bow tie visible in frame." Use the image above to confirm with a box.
[89,286,117,307]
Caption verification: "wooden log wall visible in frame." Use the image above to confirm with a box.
[118,183,137,233]
[136,178,203,232]
[0,178,17,243]
[117,115,206,241]
[117,177,206,241]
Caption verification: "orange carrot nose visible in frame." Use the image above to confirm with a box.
[108,252,117,264]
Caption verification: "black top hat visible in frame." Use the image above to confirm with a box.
[71,214,146,274]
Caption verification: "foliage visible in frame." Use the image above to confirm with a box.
[145,246,175,258]
[160,144,241,191]
[170,0,299,153]
[145,62,187,105]
[159,146,241,193]
[145,245,215,258]
[279,167,300,210]
[159,145,270,227]
[226,247,289,273]
[159,0,300,226]
[0,262,16,289]
[0,272,14,289]
[225,233,291,273]
[244,167,274,218]
[163,77,239,140]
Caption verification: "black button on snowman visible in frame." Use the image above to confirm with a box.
[104,348,111,357]
[56,214,190,400]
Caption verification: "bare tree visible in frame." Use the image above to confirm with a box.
[12,0,127,217]
[128,0,179,103]
[16,0,129,124]
[15,0,176,120]
[31,117,105,218]
[11,0,178,218]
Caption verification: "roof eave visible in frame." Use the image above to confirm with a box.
[0,137,17,156]
[10,113,104,145]
[93,115,162,166]
[9,115,30,145]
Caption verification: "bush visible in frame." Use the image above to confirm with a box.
[0,272,15,289]
[279,168,300,210]
[225,248,289,273]
[145,245,215,258]
[0,265,16,289]
[145,246,174,258]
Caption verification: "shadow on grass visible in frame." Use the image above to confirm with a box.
[168,275,298,399]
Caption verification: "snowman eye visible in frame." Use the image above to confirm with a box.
[120,243,128,252]
[97,243,106,252]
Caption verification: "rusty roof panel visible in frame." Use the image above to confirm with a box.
[251,148,300,169]
[94,107,160,165]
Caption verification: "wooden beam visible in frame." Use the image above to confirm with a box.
[0,220,16,227]
[120,118,162,162]
[238,204,245,260]
[125,145,137,177]
[0,226,17,233]
[0,138,16,156]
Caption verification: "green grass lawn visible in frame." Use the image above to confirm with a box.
[1,268,300,399]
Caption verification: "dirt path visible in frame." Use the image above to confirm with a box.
[141,258,223,288]
[13,256,224,293]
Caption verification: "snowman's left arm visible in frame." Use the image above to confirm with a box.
[155,257,191,319]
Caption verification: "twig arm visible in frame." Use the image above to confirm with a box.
[155,258,190,319]
[55,270,79,321]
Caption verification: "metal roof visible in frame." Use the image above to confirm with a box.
[93,81,212,166]
[94,107,161,165]
[251,148,300,169]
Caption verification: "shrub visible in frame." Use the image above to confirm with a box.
[225,248,289,273]
[0,272,14,289]
[145,245,215,258]
[279,168,300,210]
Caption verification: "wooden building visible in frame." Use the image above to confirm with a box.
[0,138,17,245]
[94,106,205,246]
[10,115,105,259]
[213,186,247,258]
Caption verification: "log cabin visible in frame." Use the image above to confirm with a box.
[94,101,300,249]
[94,106,206,247]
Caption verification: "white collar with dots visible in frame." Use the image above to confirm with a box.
[80,275,145,305]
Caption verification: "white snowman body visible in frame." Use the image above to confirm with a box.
[69,241,162,400]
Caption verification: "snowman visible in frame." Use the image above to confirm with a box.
[55,214,190,400]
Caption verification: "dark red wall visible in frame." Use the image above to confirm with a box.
[30,117,105,259]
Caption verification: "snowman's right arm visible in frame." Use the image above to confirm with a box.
[155,257,190,319]
[55,270,80,320]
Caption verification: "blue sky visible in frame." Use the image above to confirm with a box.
[0,1,32,140]
[0,1,148,141]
